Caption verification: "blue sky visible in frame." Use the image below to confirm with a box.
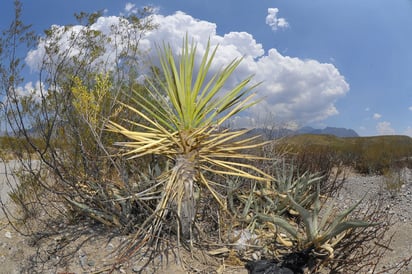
[1,0,412,136]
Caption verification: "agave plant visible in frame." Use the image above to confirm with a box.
[280,182,375,258]
[107,37,271,242]
[271,159,323,215]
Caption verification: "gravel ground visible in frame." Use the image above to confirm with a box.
[334,168,412,273]
[0,160,20,209]
[0,165,411,273]
[337,168,412,223]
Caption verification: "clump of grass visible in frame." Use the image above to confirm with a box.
[382,167,405,198]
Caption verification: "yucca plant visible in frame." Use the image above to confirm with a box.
[107,36,271,243]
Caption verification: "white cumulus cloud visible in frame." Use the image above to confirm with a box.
[123,3,138,15]
[373,113,382,119]
[25,11,349,128]
[125,3,135,12]
[266,8,289,31]
[15,81,45,101]
[376,121,395,135]
[409,106,412,111]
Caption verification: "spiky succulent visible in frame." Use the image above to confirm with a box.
[107,36,271,241]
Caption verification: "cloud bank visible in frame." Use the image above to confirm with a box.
[25,10,349,128]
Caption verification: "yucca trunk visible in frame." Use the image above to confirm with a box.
[174,153,197,239]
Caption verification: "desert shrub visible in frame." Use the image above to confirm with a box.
[0,1,158,229]
[348,136,412,174]
[288,144,340,175]
[382,167,405,198]
[278,134,412,175]
[353,143,391,174]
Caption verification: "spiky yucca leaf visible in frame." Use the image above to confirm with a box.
[107,36,272,241]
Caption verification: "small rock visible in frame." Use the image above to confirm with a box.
[79,250,87,268]
[106,243,114,251]
[252,251,261,261]
[132,265,143,272]
[4,231,12,239]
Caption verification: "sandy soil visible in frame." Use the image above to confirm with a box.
[0,163,411,273]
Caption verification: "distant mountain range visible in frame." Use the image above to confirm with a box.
[248,126,359,139]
